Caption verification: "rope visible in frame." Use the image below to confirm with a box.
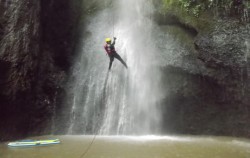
[79,1,115,157]
[112,0,115,37]
[79,135,97,158]
[113,12,115,37]
[79,71,110,158]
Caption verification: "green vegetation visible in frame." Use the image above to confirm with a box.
[162,0,243,17]
[161,0,248,32]
[161,1,209,32]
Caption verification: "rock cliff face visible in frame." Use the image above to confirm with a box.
[0,0,42,141]
[0,0,82,141]
[155,0,250,137]
[190,21,250,136]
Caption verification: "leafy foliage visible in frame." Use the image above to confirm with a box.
[163,0,248,17]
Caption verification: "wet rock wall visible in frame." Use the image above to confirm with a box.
[155,0,250,137]
[0,0,83,141]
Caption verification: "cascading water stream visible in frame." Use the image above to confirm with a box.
[246,39,250,82]
[67,0,164,135]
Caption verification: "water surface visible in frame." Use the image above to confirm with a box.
[1,135,250,158]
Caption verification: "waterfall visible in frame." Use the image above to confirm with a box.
[67,0,164,135]
[246,39,250,77]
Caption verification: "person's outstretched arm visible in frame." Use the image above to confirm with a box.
[112,37,117,46]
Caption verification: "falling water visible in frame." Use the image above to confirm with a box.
[246,39,250,76]
[67,0,164,135]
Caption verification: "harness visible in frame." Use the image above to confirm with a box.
[104,44,116,55]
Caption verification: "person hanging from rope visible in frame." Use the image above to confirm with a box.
[104,37,128,70]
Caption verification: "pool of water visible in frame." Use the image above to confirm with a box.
[1,135,250,158]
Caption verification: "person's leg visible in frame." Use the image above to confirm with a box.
[109,55,114,70]
[114,53,128,68]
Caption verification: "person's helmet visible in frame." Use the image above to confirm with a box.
[105,38,111,43]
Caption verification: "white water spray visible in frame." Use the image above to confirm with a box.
[68,0,164,135]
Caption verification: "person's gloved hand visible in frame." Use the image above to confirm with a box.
[114,37,117,40]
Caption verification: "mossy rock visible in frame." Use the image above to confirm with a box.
[159,0,217,33]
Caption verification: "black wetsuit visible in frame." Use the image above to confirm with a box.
[104,40,128,70]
